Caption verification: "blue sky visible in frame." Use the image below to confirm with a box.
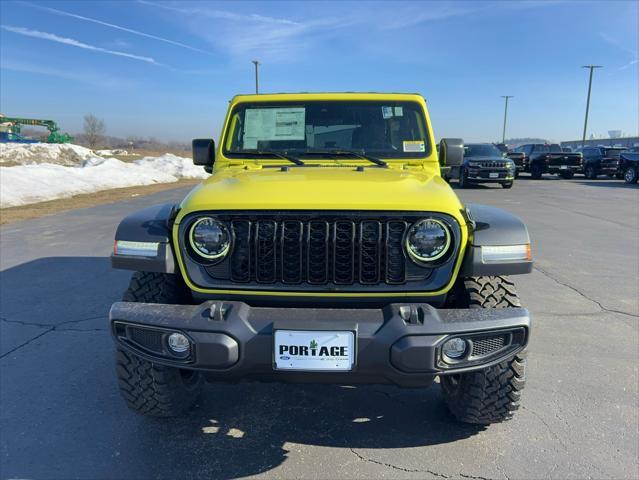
[0,0,637,143]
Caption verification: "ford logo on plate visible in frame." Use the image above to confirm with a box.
[280,355,290,360]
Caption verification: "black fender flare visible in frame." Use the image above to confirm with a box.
[111,203,178,273]
[460,204,533,276]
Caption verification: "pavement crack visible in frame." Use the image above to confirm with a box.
[0,327,55,359]
[521,405,568,451]
[349,448,497,479]
[534,266,638,318]
[1,314,107,359]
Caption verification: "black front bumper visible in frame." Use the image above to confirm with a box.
[110,301,530,387]
[466,169,515,183]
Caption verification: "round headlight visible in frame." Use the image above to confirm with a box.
[405,218,451,262]
[189,217,231,260]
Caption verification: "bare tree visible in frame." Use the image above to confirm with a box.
[83,114,106,148]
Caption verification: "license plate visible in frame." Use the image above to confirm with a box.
[560,165,568,169]
[489,172,499,178]
[274,330,355,371]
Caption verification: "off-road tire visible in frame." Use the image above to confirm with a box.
[624,166,638,184]
[116,349,203,417]
[501,181,513,189]
[116,271,202,417]
[458,168,469,188]
[530,163,543,180]
[122,271,191,304]
[441,276,525,424]
[584,165,597,179]
[441,353,526,424]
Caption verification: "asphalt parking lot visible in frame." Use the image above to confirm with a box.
[1,175,637,480]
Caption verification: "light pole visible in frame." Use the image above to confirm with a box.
[581,65,602,147]
[500,95,513,144]
[252,60,260,94]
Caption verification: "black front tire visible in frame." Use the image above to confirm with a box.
[501,181,513,189]
[458,168,468,188]
[116,272,202,417]
[624,166,638,184]
[441,276,526,424]
[584,165,597,179]
[530,164,543,179]
[116,348,203,417]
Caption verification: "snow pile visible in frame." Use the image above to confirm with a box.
[96,149,129,156]
[0,142,97,166]
[0,154,207,208]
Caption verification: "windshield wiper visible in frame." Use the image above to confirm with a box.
[242,150,305,166]
[300,149,388,168]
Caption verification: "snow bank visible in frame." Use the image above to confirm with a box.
[96,149,129,156]
[0,154,207,208]
[0,142,97,166]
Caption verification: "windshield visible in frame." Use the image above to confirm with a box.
[224,101,429,158]
[464,144,503,157]
[550,144,562,153]
[533,145,550,153]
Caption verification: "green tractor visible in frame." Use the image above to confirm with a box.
[0,115,73,143]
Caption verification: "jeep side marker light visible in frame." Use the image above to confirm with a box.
[167,333,190,354]
[442,337,467,360]
[114,240,159,257]
[481,244,531,263]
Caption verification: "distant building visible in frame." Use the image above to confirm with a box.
[561,136,639,150]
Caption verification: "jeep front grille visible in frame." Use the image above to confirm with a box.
[228,218,409,285]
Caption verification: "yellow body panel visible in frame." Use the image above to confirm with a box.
[173,92,469,297]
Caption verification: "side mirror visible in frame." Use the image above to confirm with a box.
[439,138,464,167]
[192,138,215,173]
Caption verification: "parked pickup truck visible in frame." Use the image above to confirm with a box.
[512,143,582,179]
[619,147,639,184]
[579,146,627,179]
[494,143,526,177]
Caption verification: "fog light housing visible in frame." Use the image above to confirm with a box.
[442,337,467,361]
[167,332,190,354]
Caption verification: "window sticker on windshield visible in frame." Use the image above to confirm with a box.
[243,107,306,148]
[394,106,403,117]
[381,106,393,119]
[403,140,425,152]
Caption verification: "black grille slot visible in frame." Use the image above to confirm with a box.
[386,221,407,283]
[255,221,277,283]
[281,221,303,283]
[471,335,506,357]
[128,327,164,354]
[230,220,251,282]
[359,221,381,284]
[308,221,329,284]
[334,221,355,284]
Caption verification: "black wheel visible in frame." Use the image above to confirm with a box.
[501,182,513,189]
[441,276,526,424]
[116,348,203,417]
[530,164,542,179]
[458,168,468,188]
[560,171,574,179]
[116,272,202,417]
[624,166,638,184]
[514,171,519,179]
[584,165,597,179]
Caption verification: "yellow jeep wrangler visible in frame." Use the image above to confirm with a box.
[110,93,532,424]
